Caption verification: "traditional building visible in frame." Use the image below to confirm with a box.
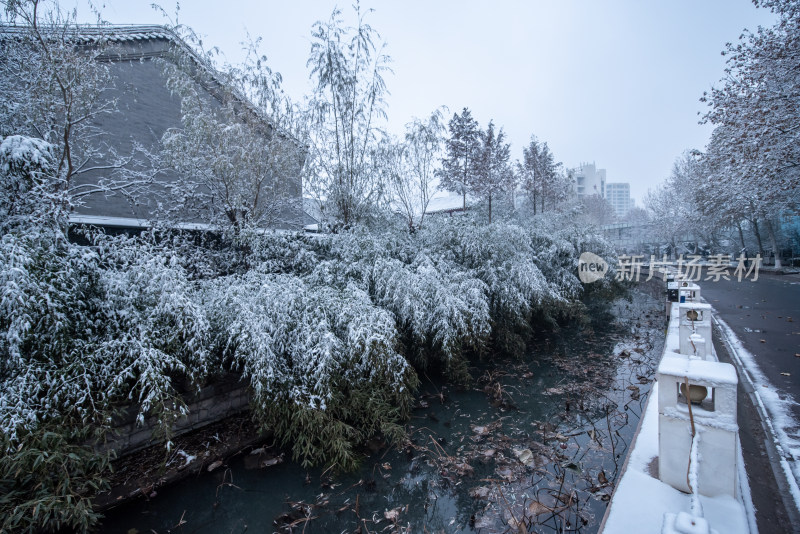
[1,24,305,231]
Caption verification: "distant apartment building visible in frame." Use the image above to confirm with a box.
[605,182,635,218]
[573,163,606,197]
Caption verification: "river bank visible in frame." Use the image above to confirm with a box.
[97,284,664,533]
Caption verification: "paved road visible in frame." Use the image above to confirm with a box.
[701,271,800,419]
[700,271,800,533]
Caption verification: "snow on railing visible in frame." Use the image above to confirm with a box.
[657,273,740,533]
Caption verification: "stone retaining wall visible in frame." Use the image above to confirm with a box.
[104,373,251,456]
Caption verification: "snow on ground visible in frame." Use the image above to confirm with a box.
[600,382,750,534]
[712,310,800,511]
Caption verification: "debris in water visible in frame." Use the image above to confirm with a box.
[206,460,223,472]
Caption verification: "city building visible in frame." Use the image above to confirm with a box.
[572,162,606,198]
[605,182,635,218]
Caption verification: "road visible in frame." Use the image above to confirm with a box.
[701,271,800,419]
[700,271,800,533]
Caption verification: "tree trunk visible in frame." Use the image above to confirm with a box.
[752,219,764,256]
[737,222,746,251]
[462,190,466,210]
[488,193,493,224]
[765,218,782,269]
[541,182,545,214]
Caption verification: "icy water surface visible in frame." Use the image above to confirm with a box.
[101,289,664,534]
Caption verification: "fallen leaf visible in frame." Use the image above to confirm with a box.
[563,462,581,473]
[527,500,552,515]
[782,372,791,377]
[514,448,534,466]
[469,486,491,499]
[795,353,800,358]
[472,425,488,435]
[384,507,402,522]
[473,516,494,529]
[760,339,766,343]
[207,460,223,472]
[261,456,283,468]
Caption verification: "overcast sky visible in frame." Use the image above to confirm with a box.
[81,0,777,204]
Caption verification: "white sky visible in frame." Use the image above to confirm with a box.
[79,0,777,204]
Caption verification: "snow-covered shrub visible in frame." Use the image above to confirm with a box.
[304,226,416,290]
[536,211,620,298]
[371,255,490,379]
[203,271,417,469]
[246,231,321,275]
[420,218,555,355]
[0,421,110,533]
[89,233,211,428]
[0,135,64,229]
[1,137,213,530]
[1,232,211,444]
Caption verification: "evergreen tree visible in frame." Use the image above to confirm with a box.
[520,136,563,214]
[473,120,511,223]
[439,107,481,209]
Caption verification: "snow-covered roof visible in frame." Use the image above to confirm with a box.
[425,194,469,214]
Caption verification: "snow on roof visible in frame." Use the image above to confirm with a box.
[0,23,286,136]
[425,194,468,214]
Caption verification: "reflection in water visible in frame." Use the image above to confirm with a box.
[100,290,663,533]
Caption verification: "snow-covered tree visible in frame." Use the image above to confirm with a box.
[519,136,566,215]
[473,120,511,223]
[372,255,490,380]
[161,81,297,233]
[306,2,390,228]
[700,0,800,266]
[0,0,151,205]
[439,107,482,209]
[203,271,416,470]
[0,135,210,531]
[383,108,446,231]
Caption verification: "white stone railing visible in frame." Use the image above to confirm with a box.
[658,276,740,501]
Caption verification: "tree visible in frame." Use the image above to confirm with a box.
[159,37,304,235]
[700,0,800,267]
[439,107,482,209]
[306,1,390,228]
[643,151,724,257]
[519,136,565,215]
[0,135,210,532]
[579,194,617,227]
[473,120,511,223]
[0,0,149,205]
[380,108,446,231]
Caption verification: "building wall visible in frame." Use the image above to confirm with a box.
[70,30,304,231]
[573,163,606,197]
[606,182,634,218]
